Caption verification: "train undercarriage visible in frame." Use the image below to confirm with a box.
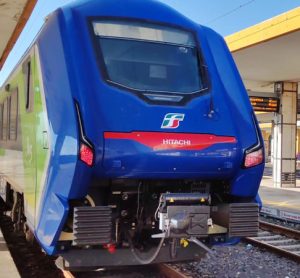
[0,178,259,269]
[56,179,259,269]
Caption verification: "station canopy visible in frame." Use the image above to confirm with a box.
[225,7,300,92]
[0,0,37,69]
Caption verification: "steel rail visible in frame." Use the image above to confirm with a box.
[245,220,300,263]
[157,263,190,278]
[63,270,75,278]
[63,263,190,278]
[258,220,300,240]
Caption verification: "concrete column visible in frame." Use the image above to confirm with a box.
[297,129,300,154]
[273,82,297,188]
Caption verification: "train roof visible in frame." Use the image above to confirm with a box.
[60,0,199,30]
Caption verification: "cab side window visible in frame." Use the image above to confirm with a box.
[0,104,3,140]
[2,99,8,141]
[23,58,33,112]
[9,89,18,140]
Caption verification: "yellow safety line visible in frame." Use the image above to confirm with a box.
[225,7,300,52]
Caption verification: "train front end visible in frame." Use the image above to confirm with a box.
[36,0,264,269]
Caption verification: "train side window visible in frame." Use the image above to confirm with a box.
[2,99,8,141]
[23,59,33,112]
[9,90,18,140]
[0,104,3,140]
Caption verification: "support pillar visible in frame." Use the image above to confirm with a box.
[273,82,297,188]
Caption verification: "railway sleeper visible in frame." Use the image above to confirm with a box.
[263,239,297,245]
[278,244,300,250]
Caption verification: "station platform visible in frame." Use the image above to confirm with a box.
[259,176,300,223]
[0,227,20,278]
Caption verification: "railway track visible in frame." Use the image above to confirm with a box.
[246,220,300,262]
[62,263,190,278]
[157,264,190,278]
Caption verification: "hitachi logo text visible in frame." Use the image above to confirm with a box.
[162,139,191,145]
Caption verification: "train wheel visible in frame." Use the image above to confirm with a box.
[11,192,26,233]
[83,194,96,207]
[0,198,5,215]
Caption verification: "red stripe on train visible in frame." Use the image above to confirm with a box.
[104,132,237,151]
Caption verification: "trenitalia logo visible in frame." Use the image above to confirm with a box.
[161,113,185,129]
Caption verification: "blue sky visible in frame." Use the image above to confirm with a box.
[0,0,300,85]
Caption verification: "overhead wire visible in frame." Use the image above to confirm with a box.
[205,0,256,24]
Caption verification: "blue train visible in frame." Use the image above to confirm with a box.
[0,0,264,269]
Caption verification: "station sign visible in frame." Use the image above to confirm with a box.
[249,96,280,112]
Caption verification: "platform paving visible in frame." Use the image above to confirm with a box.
[259,176,300,223]
[0,228,20,278]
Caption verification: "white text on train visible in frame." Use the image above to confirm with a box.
[162,139,191,145]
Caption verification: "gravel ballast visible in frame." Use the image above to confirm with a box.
[176,242,300,278]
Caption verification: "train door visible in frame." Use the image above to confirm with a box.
[33,46,50,227]
[22,54,37,228]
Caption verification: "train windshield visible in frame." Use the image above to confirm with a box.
[92,20,206,94]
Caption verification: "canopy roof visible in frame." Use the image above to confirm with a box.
[226,7,300,91]
[0,0,36,69]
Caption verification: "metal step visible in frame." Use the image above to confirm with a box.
[73,206,112,246]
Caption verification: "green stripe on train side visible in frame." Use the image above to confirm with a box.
[0,46,50,227]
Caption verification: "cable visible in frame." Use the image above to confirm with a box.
[206,0,256,24]
[154,194,164,221]
[127,232,165,265]
[136,181,142,220]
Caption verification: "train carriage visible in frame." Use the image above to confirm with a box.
[0,0,264,269]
